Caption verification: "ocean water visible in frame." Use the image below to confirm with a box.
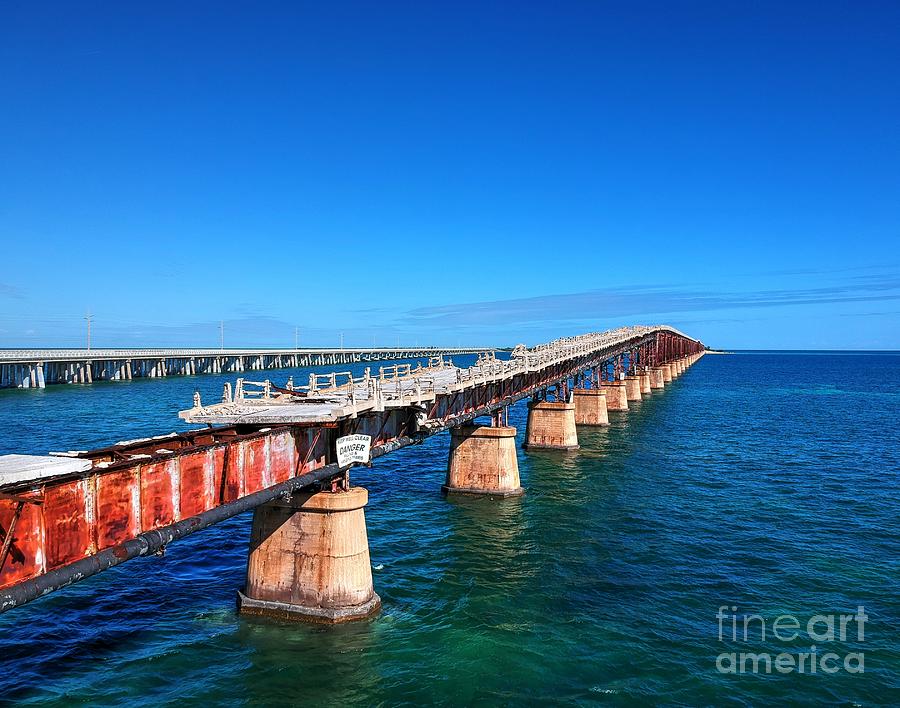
[0,353,898,706]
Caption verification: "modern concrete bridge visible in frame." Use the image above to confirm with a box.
[0,346,491,389]
[0,325,705,620]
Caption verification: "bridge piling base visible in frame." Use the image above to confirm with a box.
[573,389,609,426]
[238,487,381,623]
[443,425,523,497]
[524,400,579,450]
[650,368,666,389]
[600,381,629,411]
[639,371,652,395]
[625,376,643,401]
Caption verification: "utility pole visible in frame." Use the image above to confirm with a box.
[220,320,224,350]
[84,311,93,351]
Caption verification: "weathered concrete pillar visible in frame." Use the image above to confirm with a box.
[639,370,652,395]
[600,381,629,411]
[238,487,381,623]
[573,388,609,426]
[661,364,673,383]
[443,425,523,497]
[624,375,642,401]
[524,400,579,450]
[650,367,666,389]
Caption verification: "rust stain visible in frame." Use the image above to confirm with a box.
[179,451,214,518]
[43,482,90,568]
[95,468,140,550]
[140,461,176,530]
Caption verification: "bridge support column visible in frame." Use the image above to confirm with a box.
[662,364,673,383]
[624,375,642,401]
[524,400,579,450]
[443,425,523,497]
[238,487,381,623]
[573,389,609,426]
[639,370,652,395]
[650,368,666,389]
[600,381,628,411]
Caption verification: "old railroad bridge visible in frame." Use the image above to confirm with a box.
[0,325,705,622]
[0,346,489,389]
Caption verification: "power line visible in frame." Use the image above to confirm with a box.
[84,311,93,350]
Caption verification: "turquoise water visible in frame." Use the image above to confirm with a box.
[1,353,898,705]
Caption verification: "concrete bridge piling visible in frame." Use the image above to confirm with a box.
[443,425,523,497]
[524,399,580,450]
[573,388,609,426]
[238,486,381,623]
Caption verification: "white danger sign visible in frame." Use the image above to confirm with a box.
[336,434,372,468]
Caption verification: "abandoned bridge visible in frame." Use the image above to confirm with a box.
[0,325,705,622]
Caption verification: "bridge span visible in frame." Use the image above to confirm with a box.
[0,346,492,389]
[0,325,705,621]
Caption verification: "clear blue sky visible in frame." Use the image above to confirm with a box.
[2,1,898,349]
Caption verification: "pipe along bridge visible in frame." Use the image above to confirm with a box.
[0,325,705,621]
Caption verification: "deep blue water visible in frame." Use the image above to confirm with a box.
[0,353,898,705]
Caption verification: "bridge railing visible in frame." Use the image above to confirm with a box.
[194,325,700,416]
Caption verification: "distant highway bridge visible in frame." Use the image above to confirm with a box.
[0,346,493,389]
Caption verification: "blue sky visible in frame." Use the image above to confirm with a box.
[1,1,898,349]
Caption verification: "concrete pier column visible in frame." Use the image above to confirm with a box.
[639,370,652,395]
[524,400,579,450]
[238,487,381,623]
[600,381,629,411]
[661,364,673,383]
[573,388,609,426]
[624,375,643,401]
[443,425,523,497]
[650,368,666,389]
